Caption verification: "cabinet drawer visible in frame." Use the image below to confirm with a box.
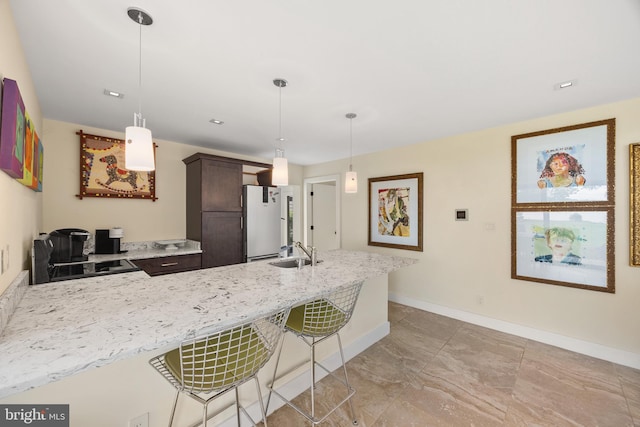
[132,254,202,276]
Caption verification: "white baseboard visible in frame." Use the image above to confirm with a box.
[388,292,640,370]
[217,321,390,427]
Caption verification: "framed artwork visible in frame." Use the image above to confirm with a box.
[0,78,26,178]
[631,143,640,266]
[76,130,157,201]
[16,112,35,188]
[512,119,615,206]
[512,207,614,293]
[368,172,423,251]
[34,136,43,192]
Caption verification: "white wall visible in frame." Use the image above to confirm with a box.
[0,0,42,294]
[305,97,640,360]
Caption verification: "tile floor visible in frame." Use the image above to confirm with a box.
[264,302,640,426]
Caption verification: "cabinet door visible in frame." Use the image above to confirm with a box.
[201,160,242,212]
[202,212,243,268]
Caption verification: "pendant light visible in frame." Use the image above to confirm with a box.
[271,78,289,186]
[124,7,155,172]
[345,113,358,193]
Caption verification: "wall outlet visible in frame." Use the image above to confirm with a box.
[129,413,148,427]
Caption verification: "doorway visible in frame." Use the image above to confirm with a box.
[303,174,341,250]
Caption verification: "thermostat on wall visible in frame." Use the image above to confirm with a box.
[455,209,468,221]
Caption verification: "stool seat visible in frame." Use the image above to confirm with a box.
[285,299,348,336]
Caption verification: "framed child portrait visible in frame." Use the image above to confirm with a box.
[368,172,423,251]
[511,207,614,293]
[512,119,615,206]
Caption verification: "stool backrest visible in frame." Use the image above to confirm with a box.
[167,308,289,393]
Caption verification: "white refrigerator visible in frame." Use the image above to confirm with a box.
[243,185,282,261]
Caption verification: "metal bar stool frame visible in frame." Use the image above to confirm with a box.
[267,281,363,425]
[149,307,290,427]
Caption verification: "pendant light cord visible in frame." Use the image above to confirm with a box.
[278,83,283,145]
[349,116,353,171]
[137,12,143,118]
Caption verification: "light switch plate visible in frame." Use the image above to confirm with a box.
[455,209,469,221]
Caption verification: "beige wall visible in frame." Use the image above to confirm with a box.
[305,97,640,358]
[41,119,303,243]
[0,0,43,294]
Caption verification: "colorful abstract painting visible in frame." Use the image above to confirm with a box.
[0,78,26,178]
[368,173,423,251]
[17,112,34,187]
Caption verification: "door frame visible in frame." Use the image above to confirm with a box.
[302,174,341,249]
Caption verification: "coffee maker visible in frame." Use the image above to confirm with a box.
[95,228,125,254]
[48,228,91,263]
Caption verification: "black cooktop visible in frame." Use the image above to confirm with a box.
[49,259,140,282]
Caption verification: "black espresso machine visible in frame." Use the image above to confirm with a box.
[32,228,139,284]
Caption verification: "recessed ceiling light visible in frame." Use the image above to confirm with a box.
[209,119,224,125]
[554,80,577,90]
[103,89,124,98]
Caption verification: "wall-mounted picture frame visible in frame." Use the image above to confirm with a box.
[511,207,614,293]
[0,78,26,179]
[512,119,615,206]
[631,143,640,266]
[368,172,423,251]
[16,112,35,188]
[76,130,157,201]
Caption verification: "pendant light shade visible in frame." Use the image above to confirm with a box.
[125,7,155,172]
[345,113,358,193]
[125,115,154,171]
[272,149,289,186]
[345,170,358,193]
[272,78,289,186]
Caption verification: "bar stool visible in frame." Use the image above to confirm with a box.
[267,281,364,425]
[149,307,290,427]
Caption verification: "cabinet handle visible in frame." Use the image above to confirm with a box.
[161,262,179,267]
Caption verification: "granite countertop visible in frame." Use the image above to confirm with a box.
[0,250,417,398]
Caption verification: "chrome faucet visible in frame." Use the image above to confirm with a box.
[295,241,317,266]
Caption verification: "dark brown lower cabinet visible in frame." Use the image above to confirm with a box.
[132,253,202,276]
[201,211,243,268]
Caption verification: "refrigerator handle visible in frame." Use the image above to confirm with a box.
[240,194,243,208]
[240,216,243,230]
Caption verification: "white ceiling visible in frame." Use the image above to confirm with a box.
[8,0,640,166]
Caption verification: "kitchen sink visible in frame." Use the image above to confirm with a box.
[268,258,322,268]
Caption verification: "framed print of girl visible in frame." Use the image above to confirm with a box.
[537,152,585,189]
[512,118,614,206]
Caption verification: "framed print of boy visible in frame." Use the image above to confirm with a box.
[534,227,582,265]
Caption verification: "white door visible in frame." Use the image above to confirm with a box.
[309,182,338,250]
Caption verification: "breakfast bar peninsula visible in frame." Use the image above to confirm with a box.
[0,249,416,426]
